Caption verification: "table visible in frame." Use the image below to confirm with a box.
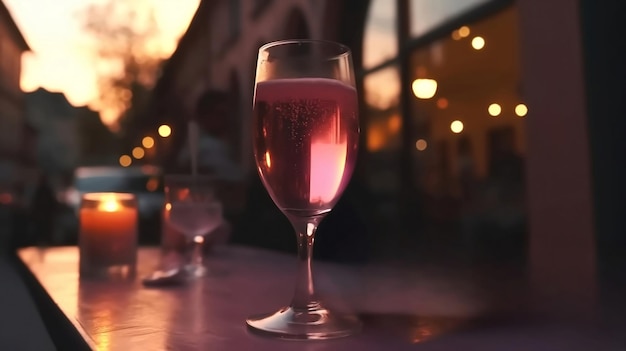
[18,246,620,350]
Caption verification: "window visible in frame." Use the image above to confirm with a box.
[361,0,526,261]
[409,0,490,37]
[409,6,524,189]
[362,0,397,69]
[364,66,401,153]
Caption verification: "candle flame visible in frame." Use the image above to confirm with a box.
[99,196,122,212]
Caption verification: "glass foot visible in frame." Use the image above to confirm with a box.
[183,264,207,278]
[246,304,361,340]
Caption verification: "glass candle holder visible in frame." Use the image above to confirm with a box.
[79,193,138,279]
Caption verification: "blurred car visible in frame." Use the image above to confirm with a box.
[65,165,164,218]
[62,165,165,244]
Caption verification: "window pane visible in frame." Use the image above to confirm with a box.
[410,0,490,37]
[362,0,397,69]
[364,66,401,153]
[409,5,526,260]
[362,66,401,223]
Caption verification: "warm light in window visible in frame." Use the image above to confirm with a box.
[458,26,470,38]
[488,103,502,116]
[471,36,485,50]
[158,125,172,137]
[119,155,132,167]
[412,79,437,99]
[436,98,448,109]
[142,136,155,148]
[450,120,464,134]
[132,147,145,159]
[367,127,385,151]
[415,139,428,151]
[146,177,159,192]
[388,114,402,132]
[515,104,528,117]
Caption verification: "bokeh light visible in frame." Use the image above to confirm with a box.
[132,147,145,159]
[436,98,449,109]
[415,139,428,151]
[450,120,464,134]
[158,125,172,138]
[119,155,132,167]
[458,26,470,38]
[488,103,502,116]
[515,103,528,117]
[471,36,485,50]
[412,78,438,99]
[142,136,155,148]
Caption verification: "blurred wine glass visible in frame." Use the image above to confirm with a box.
[163,174,222,278]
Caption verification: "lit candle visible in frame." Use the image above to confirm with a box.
[79,193,138,278]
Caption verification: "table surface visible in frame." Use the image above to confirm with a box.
[18,246,622,351]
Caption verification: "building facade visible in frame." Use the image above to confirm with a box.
[146,0,625,318]
[25,88,80,181]
[0,0,30,187]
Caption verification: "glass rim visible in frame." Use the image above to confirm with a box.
[258,39,352,59]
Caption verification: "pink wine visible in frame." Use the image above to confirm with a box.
[253,78,359,217]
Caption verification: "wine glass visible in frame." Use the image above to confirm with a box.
[246,39,361,339]
[164,174,223,278]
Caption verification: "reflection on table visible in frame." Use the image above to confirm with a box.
[18,246,619,351]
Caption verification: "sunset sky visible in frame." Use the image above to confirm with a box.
[4,0,200,125]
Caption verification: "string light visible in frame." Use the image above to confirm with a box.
[471,36,485,50]
[450,120,464,133]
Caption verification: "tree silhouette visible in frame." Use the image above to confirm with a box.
[78,0,163,134]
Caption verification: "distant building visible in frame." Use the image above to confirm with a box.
[25,88,79,181]
[0,0,31,187]
[25,88,120,188]
[74,106,120,167]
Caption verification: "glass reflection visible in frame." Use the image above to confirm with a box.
[77,279,175,350]
[409,316,464,344]
[77,282,130,351]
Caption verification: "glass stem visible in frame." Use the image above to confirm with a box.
[191,235,204,268]
[289,217,321,312]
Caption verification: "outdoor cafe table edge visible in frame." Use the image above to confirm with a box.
[17,245,619,351]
